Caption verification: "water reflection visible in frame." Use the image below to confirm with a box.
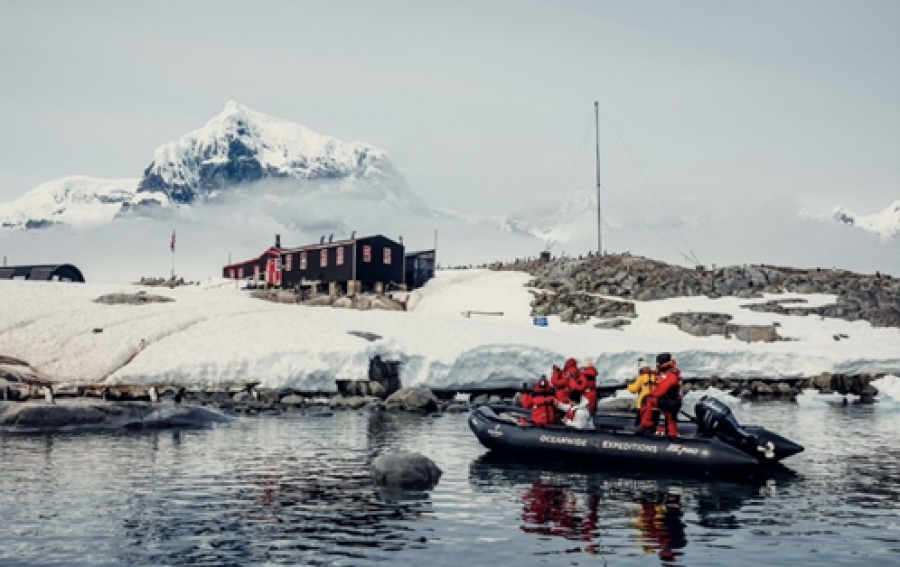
[634,491,686,562]
[469,453,796,564]
[520,483,604,555]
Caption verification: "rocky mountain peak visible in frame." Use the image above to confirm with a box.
[135,101,395,206]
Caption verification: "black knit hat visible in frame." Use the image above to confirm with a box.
[656,353,673,366]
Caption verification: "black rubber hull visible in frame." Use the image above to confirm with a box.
[469,406,801,474]
[591,412,804,462]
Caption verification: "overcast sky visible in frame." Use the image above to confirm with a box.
[0,0,898,272]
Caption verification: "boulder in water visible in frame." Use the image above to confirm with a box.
[371,451,442,490]
[385,387,439,413]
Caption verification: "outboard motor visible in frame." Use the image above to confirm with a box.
[695,396,775,459]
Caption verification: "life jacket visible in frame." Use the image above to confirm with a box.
[650,368,683,420]
[520,392,533,409]
[651,368,682,402]
[551,365,570,403]
[628,370,658,409]
[569,373,587,394]
[530,394,557,425]
[563,358,581,393]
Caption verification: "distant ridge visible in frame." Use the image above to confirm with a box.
[832,201,900,239]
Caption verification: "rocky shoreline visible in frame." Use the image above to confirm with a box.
[1,369,886,431]
[501,253,900,332]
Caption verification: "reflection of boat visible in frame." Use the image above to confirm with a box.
[469,452,797,559]
[468,397,803,475]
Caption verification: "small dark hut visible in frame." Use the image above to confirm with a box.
[0,264,85,283]
[404,250,436,290]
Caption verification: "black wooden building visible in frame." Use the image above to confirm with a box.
[0,264,85,283]
[280,234,404,293]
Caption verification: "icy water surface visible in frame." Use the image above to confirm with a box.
[1,402,898,566]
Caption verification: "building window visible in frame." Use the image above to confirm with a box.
[285,254,292,272]
[237,267,243,279]
[254,265,260,280]
[300,252,307,270]
[228,268,235,279]
[383,247,392,265]
[363,245,372,263]
[337,247,345,266]
[320,248,328,267]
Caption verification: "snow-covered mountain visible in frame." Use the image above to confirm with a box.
[0,102,429,229]
[128,101,426,212]
[832,201,900,239]
[0,176,138,230]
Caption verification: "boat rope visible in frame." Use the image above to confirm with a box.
[601,180,698,265]
[599,108,702,266]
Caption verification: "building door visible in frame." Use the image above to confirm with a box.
[267,258,281,287]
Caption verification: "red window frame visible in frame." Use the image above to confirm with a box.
[285,254,292,272]
[300,252,307,270]
[336,247,345,266]
[363,245,372,263]
[320,248,328,267]
[237,267,243,278]
[228,268,235,279]
[383,247,392,265]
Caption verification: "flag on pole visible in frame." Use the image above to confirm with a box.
[170,230,176,252]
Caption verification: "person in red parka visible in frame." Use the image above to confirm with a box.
[568,360,587,396]
[519,377,558,426]
[551,360,574,403]
[580,357,599,413]
[557,358,579,401]
[639,353,682,437]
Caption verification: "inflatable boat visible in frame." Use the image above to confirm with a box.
[468,396,803,474]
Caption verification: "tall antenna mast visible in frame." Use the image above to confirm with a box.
[595,101,602,256]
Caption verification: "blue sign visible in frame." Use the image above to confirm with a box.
[533,317,549,327]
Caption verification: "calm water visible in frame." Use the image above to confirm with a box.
[1,401,898,566]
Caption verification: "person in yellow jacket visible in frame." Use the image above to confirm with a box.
[627,366,657,424]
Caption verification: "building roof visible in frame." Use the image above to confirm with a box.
[222,246,281,270]
[0,264,85,282]
[280,234,398,253]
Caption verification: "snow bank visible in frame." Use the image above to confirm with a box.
[872,375,900,405]
[1,270,899,390]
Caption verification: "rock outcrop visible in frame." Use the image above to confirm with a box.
[658,312,782,342]
[371,451,442,490]
[251,290,405,311]
[385,387,440,414]
[95,292,174,305]
[515,254,899,328]
[0,400,231,431]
